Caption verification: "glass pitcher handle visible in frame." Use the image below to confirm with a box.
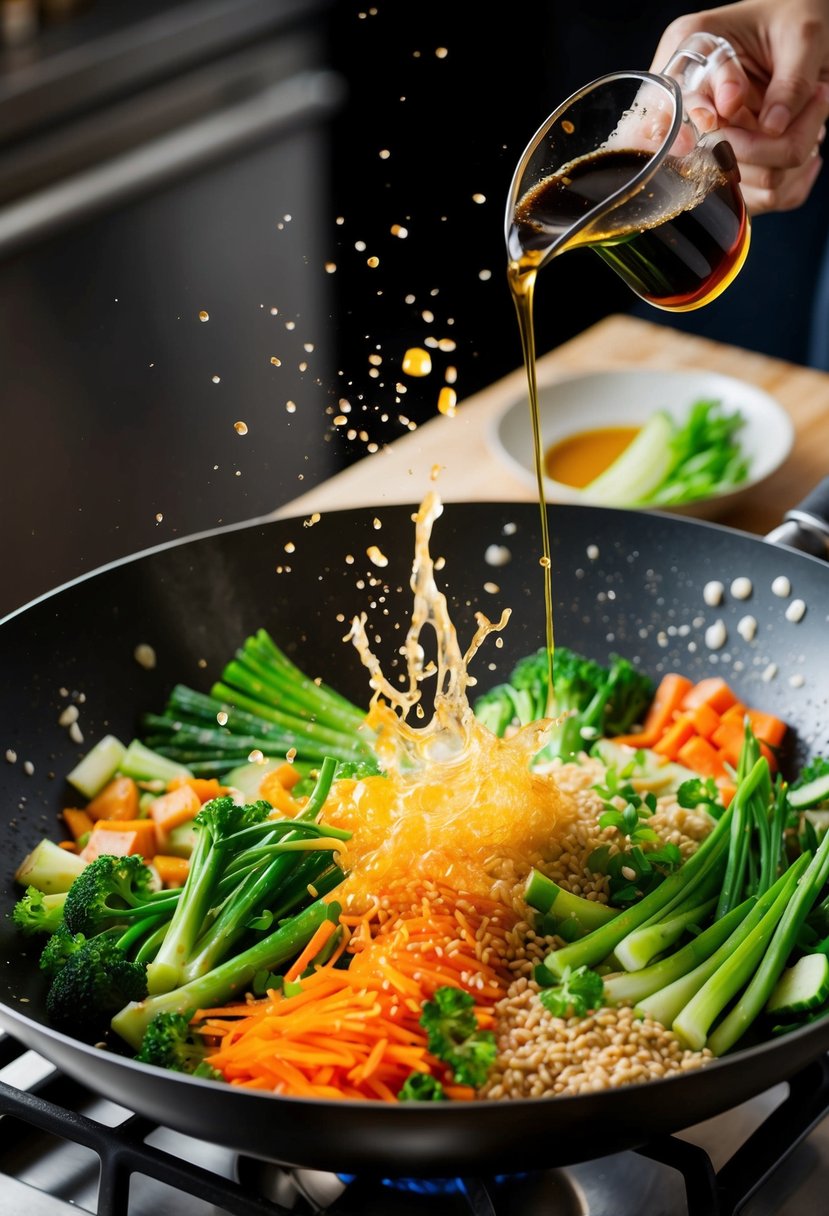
[660,32,742,132]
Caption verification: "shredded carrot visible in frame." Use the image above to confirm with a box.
[193,882,512,1101]
[282,919,338,983]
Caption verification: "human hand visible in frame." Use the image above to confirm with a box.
[652,0,829,213]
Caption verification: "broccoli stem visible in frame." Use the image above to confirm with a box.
[181,760,340,981]
[111,897,333,1050]
[603,898,752,1007]
[544,798,734,977]
[671,853,809,1050]
[707,824,829,1056]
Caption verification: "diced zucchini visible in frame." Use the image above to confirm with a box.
[766,953,829,1017]
[66,734,126,799]
[789,773,829,810]
[119,740,192,784]
[591,738,696,795]
[223,758,282,800]
[164,819,198,859]
[14,838,86,893]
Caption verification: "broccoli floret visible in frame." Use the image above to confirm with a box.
[135,1011,222,1080]
[46,935,148,1037]
[419,986,496,1089]
[398,1072,447,1101]
[13,887,67,935]
[474,646,652,760]
[39,923,87,977]
[63,854,178,937]
[544,649,652,760]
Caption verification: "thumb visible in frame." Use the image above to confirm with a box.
[759,26,825,134]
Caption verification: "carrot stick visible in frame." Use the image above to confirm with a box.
[282,919,338,983]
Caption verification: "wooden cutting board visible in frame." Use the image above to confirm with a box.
[278,314,829,537]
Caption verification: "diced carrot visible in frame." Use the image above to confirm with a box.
[149,784,202,841]
[84,818,158,859]
[153,854,190,888]
[85,776,140,822]
[711,720,746,768]
[686,701,721,740]
[259,769,301,815]
[81,827,139,861]
[677,735,730,780]
[274,762,302,791]
[718,783,737,807]
[652,716,696,760]
[746,710,787,749]
[58,840,79,852]
[62,808,94,841]
[719,703,748,727]
[614,673,694,748]
[167,776,229,803]
[680,677,738,716]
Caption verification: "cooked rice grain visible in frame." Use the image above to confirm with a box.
[480,983,711,1099]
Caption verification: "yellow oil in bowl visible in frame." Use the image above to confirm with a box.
[544,425,640,488]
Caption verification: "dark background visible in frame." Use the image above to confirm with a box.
[1,0,826,617]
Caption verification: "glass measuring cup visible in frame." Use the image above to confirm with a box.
[506,34,750,312]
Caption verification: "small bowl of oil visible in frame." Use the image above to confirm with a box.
[488,367,793,518]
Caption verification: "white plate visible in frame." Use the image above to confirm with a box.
[488,368,794,519]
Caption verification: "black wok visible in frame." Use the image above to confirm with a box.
[2,491,829,1177]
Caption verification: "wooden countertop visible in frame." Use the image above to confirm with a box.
[278,314,829,536]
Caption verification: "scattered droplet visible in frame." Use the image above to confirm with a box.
[586,544,600,561]
[402,347,432,377]
[234,421,249,435]
[485,544,511,567]
[771,575,791,598]
[133,643,157,670]
[367,545,388,567]
[325,262,337,274]
[703,580,724,606]
[198,310,209,322]
[730,576,752,600]
[248,749,265,764]
[789,673,805,688]
[270,356,282,367]
[155,513,163,524]
[736,615,757,642]
[472,193,486,204]
[211,375,221,383]
[217,711,229,725]
[705,620,727,650]
[437,386,457,416]
[785,599,806,622]
[483,582,500,594]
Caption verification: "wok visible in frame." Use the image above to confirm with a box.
[2,490,829,1177]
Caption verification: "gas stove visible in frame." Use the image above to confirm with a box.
[2,1032,829,1216]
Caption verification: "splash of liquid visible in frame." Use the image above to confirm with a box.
[329,492,567,908]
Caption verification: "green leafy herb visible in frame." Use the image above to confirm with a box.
[677,776,725,818]
[537,965,604,1017]
[419,986,496,1088]
[588,769,682,905]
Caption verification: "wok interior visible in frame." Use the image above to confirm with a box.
[1,501,828,1169]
